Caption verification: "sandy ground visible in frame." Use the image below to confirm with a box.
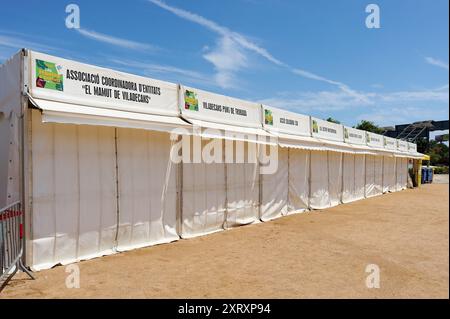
[2,184,448,299]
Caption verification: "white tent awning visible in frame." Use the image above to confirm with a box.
[29,98,191,133]
[186,119,277,144]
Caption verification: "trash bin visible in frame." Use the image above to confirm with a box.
[421,167,428,184]
[427,167,433,183]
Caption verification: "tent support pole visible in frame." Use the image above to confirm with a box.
[353,153,356,200]
[113,128,120,250]
[176,135,183,237]
[326,151,330,207]
[287,148,290,214]
[340,152,344,204]
[381,155,385,193]
[258,144,263,220]
[363,154,367,198]
[307,150,312,210]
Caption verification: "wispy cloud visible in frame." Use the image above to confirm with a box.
[76,28,159,52]
[109,58,213,87]
[259,90,372,113]
[425,57,449,70]
[376,88,449,103]
[0,33,55,52]
[434,83,449,91]
[291,68,370,103]
[203,36,248,89]
[148,0,284,66]
[258,85,449,115]
[357,105,449,126]
[148,0,359,94]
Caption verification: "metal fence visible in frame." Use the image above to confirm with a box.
[0,201,34,292]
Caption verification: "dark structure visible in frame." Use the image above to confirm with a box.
[382,120,449,142]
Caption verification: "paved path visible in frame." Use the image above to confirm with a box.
[432,174,449,184]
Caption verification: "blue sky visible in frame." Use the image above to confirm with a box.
[0,0,448,128]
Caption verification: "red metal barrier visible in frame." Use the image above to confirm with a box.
[0,201,34,292]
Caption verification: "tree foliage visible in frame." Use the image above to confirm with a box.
[354,120,384,134]
[427,140,449,166]
[326,117,341,124]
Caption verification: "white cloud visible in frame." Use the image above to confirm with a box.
[357,105,449,126]
[435,84,449,91]
[148,0,284,66]
[76,28,159,52]
[425,57,449,70]
[258,85,449,116]
[203,36,248,88]
[148,0,360,94]
[259,90,368,113]
[377,89,449,103]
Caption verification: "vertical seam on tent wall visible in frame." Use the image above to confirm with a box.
[307,150,311,210]
[51,123,57,264]
[340,152,344,204]
[146,132,151,243]
[382,156,385,192]
[258,143,262,220]
[202,148,207,234]
[353,153,356,199]
[24,108,33,265]
[176,84,183,238]
[20,106,28,264]
[129,131,136,247]
[20,54,28,264]
[96,128,102,254]
[326,151,330,207]
[363,154,367,198]
[256,143,260,219]
[374,155,376,195]
[176,134,183,237]
[394,157,397,191]
[222,139,228,229]
[113,128,120,250]
[75,126,81,260]
[287,148,290,213]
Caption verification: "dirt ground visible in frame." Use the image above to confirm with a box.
[2,184,448,299]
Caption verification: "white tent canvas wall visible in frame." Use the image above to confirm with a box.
[309,118,345,209]
[383,156,396,193]
[181,143,227,238]
[341,127,367,203]
[260,106,312,220]
[0,50,423,271]
[382,137,397,193]
[30,111,118,268]
[261,147,289,221]
[177,86,266,235]
[23,51,188,270]
[225,142,260,228]
[365,132,385,198]
[287,149,309,213]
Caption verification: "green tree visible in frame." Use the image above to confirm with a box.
[326,117,341,124]
[427,140,449,166]
[416,137,428,154]
[354,120,383,134]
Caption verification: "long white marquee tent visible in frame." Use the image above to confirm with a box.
[0,50,423,270]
